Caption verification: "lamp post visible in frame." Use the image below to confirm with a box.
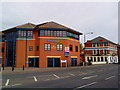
[84,32,93,43]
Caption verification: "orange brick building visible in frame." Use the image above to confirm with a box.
[1,21,82,67]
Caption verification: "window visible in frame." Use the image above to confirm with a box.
[57,44,63,51]
[97,49,100,54]
[97,43,99,47]
[104,43,107,46]
[1,47,4,52]
[94,57,96,62]
[98,57,100,62]
[70,45,73,51]
[75,46,78,52]
[36,46,39,51]
[29,46,33,51]
[105,57,107,61]
[104,50,107,54]
[45,30,48,36]
[63,31,66,37]
[39,30,44,36]
[101,57,104,62]
[44,44,51,51]
[93,50,96,54]
[92,43,96,47]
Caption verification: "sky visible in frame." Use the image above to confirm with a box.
[0,0,118,43]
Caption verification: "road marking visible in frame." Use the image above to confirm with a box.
[5,79,10,86]
[61,76,70,78]
[79,73,87,75]
[82,75,98,80]
[69,73,75,76]
[44,79,50,81]
[53,74,60,78]
[33,76,38,82]
[74,82,97,89]
[105,76,115,80]
[11,83,22,86]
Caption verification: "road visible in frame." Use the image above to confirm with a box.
[1,64,120,89]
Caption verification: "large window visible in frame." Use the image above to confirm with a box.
[56,44,63,51]
[38,30,79,40]
[75,46,78,52]
[44,44,51,51]
[18,30,33,39]
[70,45,73,51]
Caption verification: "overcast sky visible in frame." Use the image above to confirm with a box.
[1,1,118,43]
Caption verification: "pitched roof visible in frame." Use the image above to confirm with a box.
[3,23,36,32]
[86,36,117,45]
[36,21,82,35]
[15,23,36,29]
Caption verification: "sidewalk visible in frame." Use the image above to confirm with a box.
[1,64,106,74]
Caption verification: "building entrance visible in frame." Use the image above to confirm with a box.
[28,57,39,67]
[48,57,60,67]
[71,58,77,66]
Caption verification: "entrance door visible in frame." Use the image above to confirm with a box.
[29,58,39,67]
[48,58,60,67]
[71,58,77,66]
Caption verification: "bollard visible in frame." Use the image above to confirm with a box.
[12,66,14,71]
[2,64,4,70]
[23,65,24,71]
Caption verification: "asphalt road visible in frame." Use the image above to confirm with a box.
[1,64,120,89]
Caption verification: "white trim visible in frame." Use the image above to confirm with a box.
[71,56,77,58]
[28,56,39,57]
[46,56,61,57]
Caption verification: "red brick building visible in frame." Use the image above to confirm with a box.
[1,21,82,67]
[84,36,118,64]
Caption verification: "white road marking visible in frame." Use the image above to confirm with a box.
[69,73,75,76]
[82,75,98,80]
[79,73,87,75]
[61,76,70,78]
[105,76,115,80]
[44,79,50,81]
[33,76,38,82]
[11,83,22,86]
[5,79,10,86]
[53,74,60,78]
[74,82,97,89]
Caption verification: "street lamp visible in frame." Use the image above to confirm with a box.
[84,32,93,43]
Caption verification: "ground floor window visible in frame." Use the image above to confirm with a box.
[29,58,39,67]
[71,58,77,66]
[47,58,60,67]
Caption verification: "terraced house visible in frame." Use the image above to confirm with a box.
[84,36,118,64]
[1,21,83,67]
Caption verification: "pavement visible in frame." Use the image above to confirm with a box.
[1,64,120,89]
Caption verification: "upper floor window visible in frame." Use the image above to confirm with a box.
[29,46,33,51]
[36,46,39,51]
[70,45,73,51]
[104,49,107,54]
[92,43,96,47]
[1,47,4,52]
[18,30,33,39]
[104,43,107,46]
[75,46,78,52]
[56,44,63,51]
[44,44,51,51]
[38,30,79,40]
[97,43,99,47]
